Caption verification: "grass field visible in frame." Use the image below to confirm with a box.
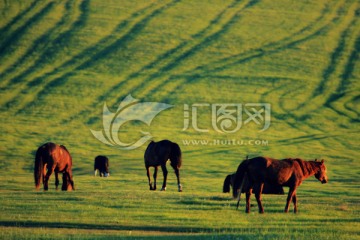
[0,0,359,239]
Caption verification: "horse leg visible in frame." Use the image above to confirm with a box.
[255,183,264,213]
[67,169,75,191]
[42,163,47,188]
[62,173,68,190]
[172,165,182,192]
[246,189,252,213]
[146,166,154,190]
[55,171,59,190]
[153,166,158,191]
[175,168,182,192]
[160,164,168,191]
[43,164,54,191]
[292,190,297,213]
[285,187,296,213]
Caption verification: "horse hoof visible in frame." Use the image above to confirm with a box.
[161,187,166,191]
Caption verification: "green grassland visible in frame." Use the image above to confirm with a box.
[0,0,359,239]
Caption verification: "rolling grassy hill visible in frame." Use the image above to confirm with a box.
[0,0,359,239]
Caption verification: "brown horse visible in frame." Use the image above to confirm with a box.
[144,140,182,192]
[233,157,328,213]
[34,142,75,191]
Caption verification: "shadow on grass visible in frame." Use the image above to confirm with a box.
[0,220,213,234]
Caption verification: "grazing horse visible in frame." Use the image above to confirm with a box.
[34,142,75,191]
[223,173,284,195]
[144,140,182,192]
[94,155,110,177]
[233,157,328,213]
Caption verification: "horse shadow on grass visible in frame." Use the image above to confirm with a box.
[0,220,213,234]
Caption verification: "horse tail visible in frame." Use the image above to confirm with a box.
[34,146,44,190]
[105,157,109,173]
[170,142,182,168]
[144,141,155,165]
[223,174,232,193]
[232,159,249,199]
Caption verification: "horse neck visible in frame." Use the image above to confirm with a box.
[297,160,319,179]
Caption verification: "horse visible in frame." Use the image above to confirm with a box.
[232,157,328,213]
[223,173,284,195]
[144,140,182,192]
[34,142,75,191]
[94,155,110,177]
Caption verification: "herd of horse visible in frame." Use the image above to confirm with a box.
[34,140,328,213]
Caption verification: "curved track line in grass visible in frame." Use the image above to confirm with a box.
[68,0,257,125]
[122,0,257,101]
[0,2,56,73]
[0,0,90,109]
[172,0,356,127]
[259,81,304,131]
[72,0,180,76]
[255,76,336,141]
[0,0,77,89]
[7,0,183,121]
[296,2,359,120]
[84,0,256,108]
[137,0,255,78]
[343,94,360,121]
[275,131,359,146]
[0,0,38,45]
[325,32,360,120]
[126,0,346,105]
[253,2,359,137]
[178,0,345,77]
[10,0,177,114]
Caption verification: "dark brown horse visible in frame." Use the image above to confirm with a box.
[144,140,182,192]
[94,155,109,177]
[223,173,284,195]
[34,142,75,191]
[233,157,328,213]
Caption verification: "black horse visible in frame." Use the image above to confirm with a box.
[94,155,109,177]
[144,140,182,192]
[223,173,284,194]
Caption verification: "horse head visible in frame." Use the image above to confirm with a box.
[314,159,328,184]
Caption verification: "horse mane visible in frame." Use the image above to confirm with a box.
[60,145,68,152]
[291,158,318,177]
